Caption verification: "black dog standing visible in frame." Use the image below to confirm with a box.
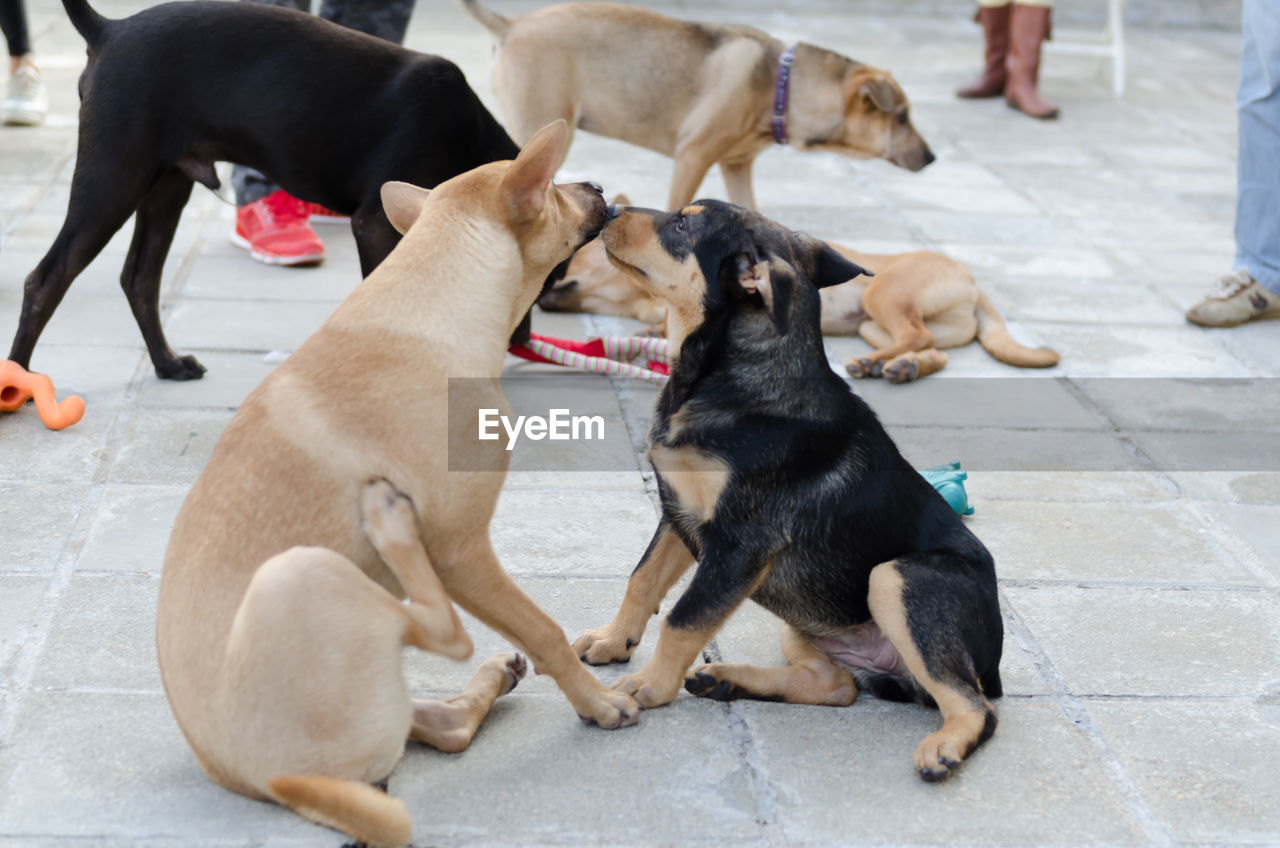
[10,0,521,381]
[574,200,1004,781]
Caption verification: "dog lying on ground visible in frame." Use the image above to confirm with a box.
[571,200,1004,781]
[157,123,638,848]
[459,0,934,211]
[10,0,522,382]
[539,207,1059,382]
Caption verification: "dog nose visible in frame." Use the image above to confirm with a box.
[922,149,936,167]
[605,204,621,221]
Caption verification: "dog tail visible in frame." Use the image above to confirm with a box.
[457,0,512,38]
[61,0,107,44]
[268,775,412,847]
[974,291,1059,368]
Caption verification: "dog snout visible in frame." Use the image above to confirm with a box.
[922,148,936,167]
[605,204,622,222]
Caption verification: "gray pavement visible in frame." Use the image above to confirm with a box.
[2,0,1279,846]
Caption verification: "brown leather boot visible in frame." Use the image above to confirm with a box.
[1005,4,1059,119]
[957,4,1011,98]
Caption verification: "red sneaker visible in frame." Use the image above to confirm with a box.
[305,202,350,225]
[231,190,325,266]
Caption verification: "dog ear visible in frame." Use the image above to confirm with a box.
[734,253,794,336]
[381,181,432,235]
[502,119,570,225]
[854,73,897,113]
[611,192,632,205]
[812,242,873,288]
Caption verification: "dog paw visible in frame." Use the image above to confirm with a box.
[572,626,638,665]
[611,670,679,709]
[883,357,919,384]
[575,688,641,729]
[845,357,883,379]
[479,652,527,696]
[359,479,419,552]
[913,731,966,782]
[156,354,207,381]
[684,668,736,701]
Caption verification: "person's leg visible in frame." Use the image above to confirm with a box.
[957,1,1011,99]
[1004,0,1058,119]
[1234,0,1280,296]
[1187,0,1280,326]
[228,0,325,265]
[231,0,309,206]
[1,0,45,126]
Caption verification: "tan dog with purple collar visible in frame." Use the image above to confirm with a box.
[459,0,934,210]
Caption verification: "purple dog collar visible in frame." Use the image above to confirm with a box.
[772,44,796,145]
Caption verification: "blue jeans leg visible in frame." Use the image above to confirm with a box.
[1234,0,1280,296]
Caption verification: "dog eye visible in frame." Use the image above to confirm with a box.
[675,217,688,233]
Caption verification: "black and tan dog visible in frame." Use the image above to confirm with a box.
[572,200,1004,781]
[459,0,933,211]
[11,0,522,381]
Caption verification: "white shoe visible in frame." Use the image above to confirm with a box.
[3,64,48,126]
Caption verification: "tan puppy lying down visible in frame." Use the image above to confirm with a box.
[540,209,1058,383]
[156,122,637,848]
[459,0,934,211]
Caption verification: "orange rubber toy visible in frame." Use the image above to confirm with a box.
[0,360,85,430]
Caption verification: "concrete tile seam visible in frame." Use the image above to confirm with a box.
[996,587,1175,846]
[723,700,789,846]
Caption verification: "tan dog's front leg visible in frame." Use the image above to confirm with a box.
[438,538,639,729]
[572,520,694,665]
[668,140,724,210]
[719,158,758,211]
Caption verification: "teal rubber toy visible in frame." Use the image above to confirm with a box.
[920,461,974,516]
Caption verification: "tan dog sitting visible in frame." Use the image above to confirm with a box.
[459,0,934,211]
[540,221,1059,382]
[156,122,638,848]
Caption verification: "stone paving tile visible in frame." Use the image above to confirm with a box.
[0,408,120,484]
[0,691,322,843]
[160,299,340,354]
[31,573,161,692]
[136,351,283,410]
[0,576,48,683]
[1088,700,1280,845]
[741,699,1148,846]
[885,424,1142,472]
[970,499,1259,585]
[75,485,187,575]
[394,695,765,847]
[108,408,235,486]
[0,482,89,572]
[1168,470,1280,505]
[1006,586,1280,697]
[968,470,1177,503]
[1196,503,1280,583]
[490,487,659,578]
